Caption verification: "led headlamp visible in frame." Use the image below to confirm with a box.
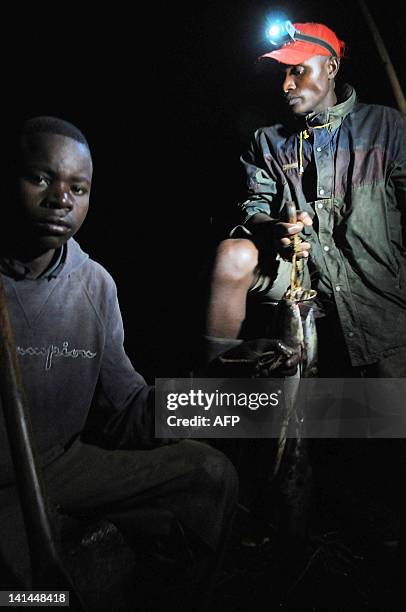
[266,19,339,58]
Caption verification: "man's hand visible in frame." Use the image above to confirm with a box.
[246,211,313,261]
[207,338,301,378]
[272,211,313,261]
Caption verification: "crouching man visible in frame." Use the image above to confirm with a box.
[0,116,238,609]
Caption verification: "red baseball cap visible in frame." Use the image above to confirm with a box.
[261,22,345,65]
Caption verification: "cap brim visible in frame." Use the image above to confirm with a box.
[261,41,330,65]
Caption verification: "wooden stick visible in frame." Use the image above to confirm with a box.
[0,274,87,610]
[357,0,406,116]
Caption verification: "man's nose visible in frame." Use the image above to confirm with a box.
[283,74,296,93]
[46,183,73,209]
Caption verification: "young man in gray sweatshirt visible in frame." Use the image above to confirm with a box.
[0,116,238,600]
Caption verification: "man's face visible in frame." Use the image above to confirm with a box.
[17,132,93,252]
[281,55,336,116]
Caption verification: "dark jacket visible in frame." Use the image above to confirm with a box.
[239,86,406,366]
[0,239,154,486]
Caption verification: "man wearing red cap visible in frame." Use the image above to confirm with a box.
[196,22,406,579]
[203,21,406,380]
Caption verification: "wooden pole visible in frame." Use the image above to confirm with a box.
[357,0,406,116]
[0,274,87,610]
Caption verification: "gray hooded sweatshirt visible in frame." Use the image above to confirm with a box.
[0,239,154,486]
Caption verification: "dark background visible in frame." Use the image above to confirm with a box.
[3,0,405,382]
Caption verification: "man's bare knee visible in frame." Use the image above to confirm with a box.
[212,239,258,284]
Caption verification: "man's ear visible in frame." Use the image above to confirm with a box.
[327,57,340,80]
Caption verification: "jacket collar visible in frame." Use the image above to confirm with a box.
[305,84,356,130]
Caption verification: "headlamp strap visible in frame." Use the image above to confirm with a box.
[292,32,338,58]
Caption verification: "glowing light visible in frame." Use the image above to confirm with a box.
[265,17,295,47]
[268,24,281,38]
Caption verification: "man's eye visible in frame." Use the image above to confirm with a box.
[292,66,304,76]
[71,185,87,195]
[28,174,49,186]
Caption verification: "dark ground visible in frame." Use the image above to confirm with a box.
[61,438,404,612]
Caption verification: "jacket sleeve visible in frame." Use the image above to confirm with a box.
[390,114,406,214]
[83,282,161,450]
[238,128,281,224]
[386,112,406,255]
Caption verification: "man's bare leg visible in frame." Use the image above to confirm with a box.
[206,238,259,339]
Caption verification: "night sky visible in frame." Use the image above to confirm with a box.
[3,1,405,380]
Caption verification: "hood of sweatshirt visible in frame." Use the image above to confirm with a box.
[0,238,89,281]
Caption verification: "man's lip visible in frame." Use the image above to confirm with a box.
[36,218,71,234]
[286,96,301,106]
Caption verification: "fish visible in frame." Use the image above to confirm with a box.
[271,297,313,543]
[267,202,317,545]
